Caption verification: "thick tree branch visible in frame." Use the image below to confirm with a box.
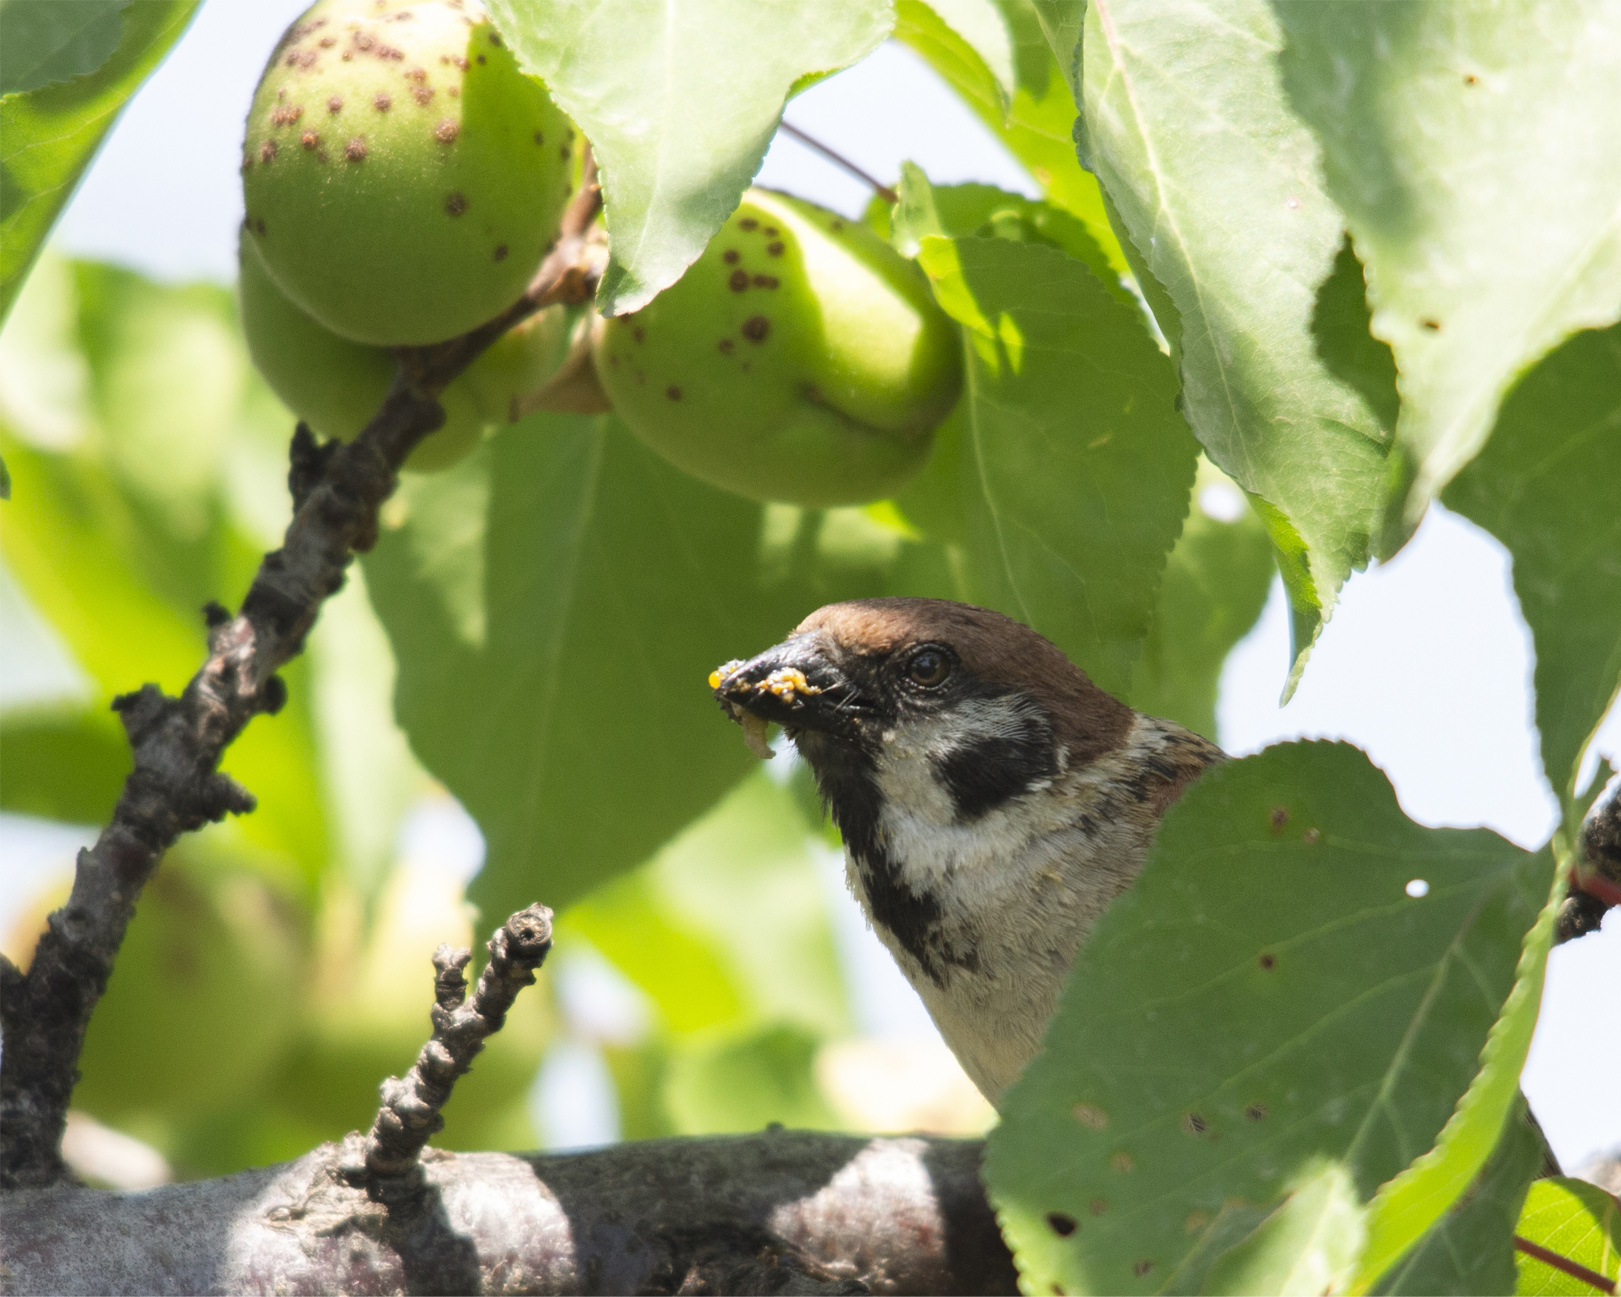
[0,167,604,1192]
[0,1132,1016,1295]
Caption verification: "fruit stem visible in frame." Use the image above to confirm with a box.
[778,119,899,204]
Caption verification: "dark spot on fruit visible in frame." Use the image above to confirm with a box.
[739,217,758,231]
[1046,1213,1077,1237]
[1464,73,1478,84]
[1072,1103,1108,1129]
[489,31,503,46]
[448,85,459,98]
[1269,806,1288,830]
[374,93,392,111]
[534,131,544,145]
[435,119,459,143]
[1089,1198,1108,1216]
[327,95,343,113]
[1182,1113,1209,1136]
[830,219,844,230]
[406,67,427,83]
[318,35,335,47]
[729,268,749,292]
[271,104,303,126]
[345,138,367,161]
[1110,1152,1133,1172]
[1420,318,1441,331]
[608,355,619,367]
[740,361,751,372]
[742,315,770,342]
[1259,952,1275,970]
[341,50,353,61]
[1302,827,1321,844]
[635,371,646,384]
[717,338,734,354]
[454,55,469,70]
[476,53,486,64]
[632,326,645,343]
[240,158,252,174]
[723,249,740,264]
[1133,1260,1155,1278]
[445,192,468,216]
[763,226,778,236]
[559,145,570,159]
[277,88,286,101]
[666,386,682,401]
[354,32,374,51]
[752,274,779,289]
[259,140,278,163]
[1245,1103,1268,1122]
[284,48,318,69]
[413,86,434,105]
[255,218,267,236]
[301,130,320,150]
[767,241,784,257]
[493,243,508,260]
[378,45,404,61]
[440,54,450,64]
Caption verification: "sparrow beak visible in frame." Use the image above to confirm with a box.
[709,634,861,758]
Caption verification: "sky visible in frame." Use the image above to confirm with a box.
[4,0,1618,1172]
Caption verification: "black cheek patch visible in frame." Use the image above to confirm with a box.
[934,722,1058,821]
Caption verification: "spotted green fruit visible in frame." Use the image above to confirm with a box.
[241,0,574,346]
[592,189,963,507]
[239,234,484,471]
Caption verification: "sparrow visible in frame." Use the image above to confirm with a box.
[711,597,1223,1106]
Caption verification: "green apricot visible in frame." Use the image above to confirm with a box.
[239,234,485,471]
[241,0,574,346]
[591,189,963,507]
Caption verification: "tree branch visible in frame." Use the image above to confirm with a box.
[0,1132,1016,1295]
[362,906,554,1192]
[0,165,604,1192]
[1556,784,1621,943]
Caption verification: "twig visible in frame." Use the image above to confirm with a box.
[360,905,554,1195]
[1514,1235,1620,1295]
[0,159,603,1192]
[778,119,899,204]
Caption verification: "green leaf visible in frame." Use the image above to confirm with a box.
[0,1,130,96]
[1515,1177,1621,1296]
[486,0,891,316]
[0,708,127,824]
[1127,460,1274,741]
[918,0,1018,104]
[1272,2,1621,556]
[917,232,1196,696]
[565,771,848,1039]
[0,0,199,321]
[662,1021,840,1135]
[1076,0,1390,691]
[986,740,1553,1297]
[895,0,1129,278]
[892,167,1127,313]
[1370,1095,1546,1297]
[363,412,902,928]
[1353,842,1563,1292]
[1443,323,1621,806]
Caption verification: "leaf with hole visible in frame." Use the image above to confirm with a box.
[986,740,1553,1296]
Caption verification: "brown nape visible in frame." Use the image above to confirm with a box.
[795,598,1135,765]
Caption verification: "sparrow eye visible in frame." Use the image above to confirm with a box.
[905,647,952,688]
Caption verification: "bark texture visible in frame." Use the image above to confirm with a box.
[0,1132,1017,1296]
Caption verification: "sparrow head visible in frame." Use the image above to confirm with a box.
[711,597,1134,825]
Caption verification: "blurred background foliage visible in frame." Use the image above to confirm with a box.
[0,234,1271,1181]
